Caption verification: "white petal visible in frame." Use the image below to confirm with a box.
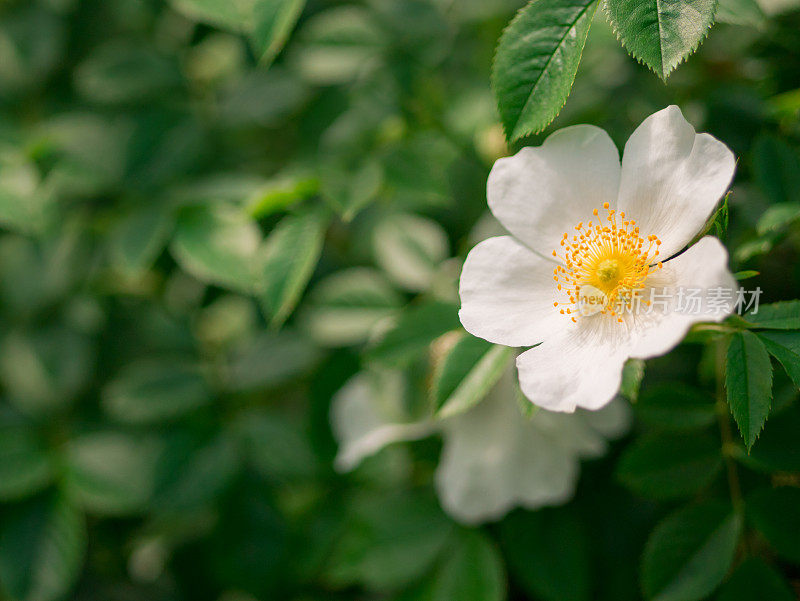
[628,236,737,359]
[487,125,621,257]
[435,377,576,524]
[618,106,736,259]
[516,327,629,412]
[331,374,434,471]
[458,236,563,347]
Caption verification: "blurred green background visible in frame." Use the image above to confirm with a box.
[1,0,799,600]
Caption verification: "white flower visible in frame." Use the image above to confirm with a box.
[330,367,630,524]
[459,106,738,412]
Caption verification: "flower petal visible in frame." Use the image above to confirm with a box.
[617,106,736,259]
[516,329,629,412]
[487,125,621,257]
[628,236,737,359]
[459,236,563,347]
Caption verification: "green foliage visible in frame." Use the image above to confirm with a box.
[634,384,717,431]
[744,301,800,329]
[492,0,598,140]
[641,501,742,601]
[605,0,718,80]
[746,487,800,564]
[716,558,795,601]
[431,334,515,418]
[726,331,773,450]
[616,434,723,500]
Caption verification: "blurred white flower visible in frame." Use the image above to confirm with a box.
[331,367,629,524]
[459,106,738,413]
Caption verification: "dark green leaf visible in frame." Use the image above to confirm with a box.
[367,301,461,368]
[716,558,795,601]
[605,0,717,79]
[752,134,800,205]
[635,384,717,431]
[616,434,723,500]
[642,501,742,601]
[725,331,773,449]
[0,495,86,601]
[432,334,515,418]
[102,359,212,424]
[747,487,800,564]
[744,301,800,330]
[499,508,589,601]
[758,330,800,389]
[108,204,173,275]
[737,405,800,472]
[492,0,598,140]
[0,424,53,501]
[259,207,328,327]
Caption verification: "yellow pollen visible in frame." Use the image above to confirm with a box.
[551,203,663,322]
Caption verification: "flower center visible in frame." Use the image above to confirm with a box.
[551,203,663,323]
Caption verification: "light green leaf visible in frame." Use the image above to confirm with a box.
[746,487,800,563]
[716,0,766,26]
[0,149,52,235]
[499,508,589,601]
[716,558,795,601]
[171,204,262,294]
[726,331,773,449]
[616,434,723,500]
[367,301,461,368]
[64,433,159,516]
[620,358,645,401]
[635,384,717,431]
[251,0,307,65]
[492,0,598,140]
[108,204,173,275]
[102,360,211,424]
[259,207,328,327]
[642,501,742,601]
[734,270,759,280]
[755,202,800,235]
[372,213,449,292]
[300,268,403,347]
[432,334,515,419]
[246,173,318,219]
[0,423,53,501]
[605,0,717,80]
[169,0,255,31]
[758,330,800,389]
[744,301,800,330]
[0,495,86,601]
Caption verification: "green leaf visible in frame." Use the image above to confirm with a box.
[737,405,800,472]
[259,207,328,327]
[108,204,173,275]
[492,0,598,140]
[403,529,506,601]
[733,270,759,281]
[246,173,319,219]
[747,487,800,563]
[102,359,212,424]
[635,384,717,431]
[499,508,589,601]
[641,501,742,601]
[171,204,262,293]
[325,490,454,591]
[716,558,795,601]
[372,213,449,292]
[752,134,800,205]
[300,268,403,347]
[432,334,515,419]
[756,202,800,236]
[620,358,646,401]
[605,0,717,80]
[0,495,86,601]
[168,0,254,31]
[367,301,461,368]
[758,330,800,389]
[744,301,800,330]
[235,411,318,481]
[251,0,307,65]
[0,423,53,501]
[64,432,159,516]
[715,0,765,26]
[0,150,52,235]
[616,434,723,500]
[726,331,773,450]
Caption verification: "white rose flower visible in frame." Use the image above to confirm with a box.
[331,367,630,524]
[459,105,738,413]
